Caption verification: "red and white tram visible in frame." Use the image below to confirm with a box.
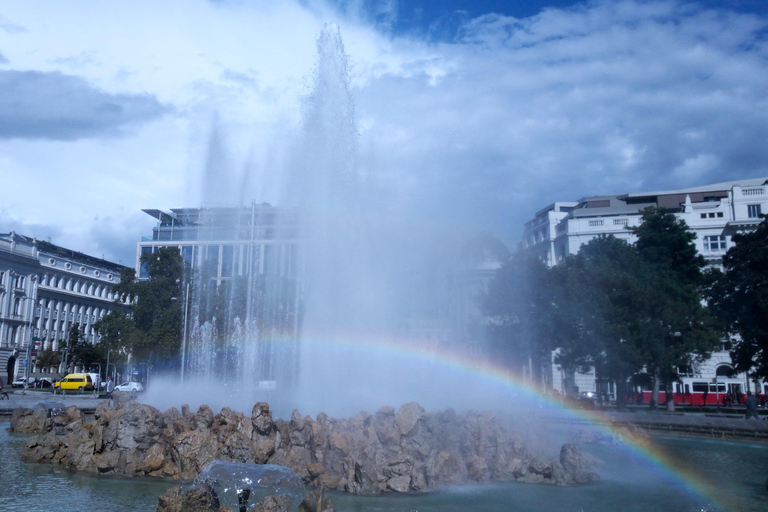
[632,377,767,406]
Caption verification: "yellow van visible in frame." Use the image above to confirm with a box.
[54,373,94,391]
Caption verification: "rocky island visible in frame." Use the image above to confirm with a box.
[11,392,597,500]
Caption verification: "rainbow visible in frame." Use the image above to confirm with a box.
[291,329,729,510]
[180,328,731,509]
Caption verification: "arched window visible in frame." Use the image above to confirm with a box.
[716,365,736,378]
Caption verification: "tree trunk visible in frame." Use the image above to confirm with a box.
[650,369,660,409]
[616,377,627,411]
[666,378,675,412]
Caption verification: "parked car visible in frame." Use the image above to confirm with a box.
[114,381,144,393]
[37,377,54,389]
[54,373,94,391]
[11,376,36,388]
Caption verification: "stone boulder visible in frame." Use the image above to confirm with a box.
[19,399,600,496]
[10,404,51,433]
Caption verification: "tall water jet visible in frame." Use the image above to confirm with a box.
[144,23,508,418]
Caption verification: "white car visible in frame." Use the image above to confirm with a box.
[11,376,35,388]
[114,381,144,393]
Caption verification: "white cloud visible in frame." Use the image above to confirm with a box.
[0,0,767,263]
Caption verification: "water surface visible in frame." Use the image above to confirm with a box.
[1,422,765,511]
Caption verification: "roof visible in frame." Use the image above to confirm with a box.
[2,233,128,272]
[625,177,768,198]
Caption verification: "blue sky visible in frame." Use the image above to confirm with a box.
[329,0,767,36]
[1,0,767,264]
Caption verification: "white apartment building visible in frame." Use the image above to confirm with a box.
[522,177,768,399]
[0,232,129,381]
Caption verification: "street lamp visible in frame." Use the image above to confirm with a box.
[171,282,191,383]
[181,282,190,383]
[21,276,38,393]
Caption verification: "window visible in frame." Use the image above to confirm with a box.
[221,245,235,277]
[181,245,194,270]
[709,383,726,393]
[139,246,153,278]
[703,235,727,252]
[692,382,708,393]
[748,204,762,218]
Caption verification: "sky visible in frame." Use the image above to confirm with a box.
[1,0,767,265]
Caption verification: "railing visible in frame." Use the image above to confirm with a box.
[588,220,604,227]
[742,188,764,196]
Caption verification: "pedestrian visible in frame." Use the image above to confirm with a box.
[745,391,759,420]
[106,376,114,395]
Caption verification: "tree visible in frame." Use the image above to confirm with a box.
[631,207,718,410]
[484,254,562,385]
[554,235,652,408]
[705,216,768,380]
[66,323,103,371]
[35,348,62,372]
[96,247,184,366]
[633,207,706,284]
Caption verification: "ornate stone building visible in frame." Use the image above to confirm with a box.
[0,232,129,381]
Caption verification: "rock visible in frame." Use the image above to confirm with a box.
[373,407,399,447]
[395,402,425,436]
[252,402,274,436]
[297,489,337,512]
[349,461,379,495]
[111,389,134,406]
[10,405,51,433]
[466,455,491,482]
[140,443,167,473]
[55,405,85,427]
[251,494,294,512]
[157,486,185,512]
[171,429,220,480]
[425,450,468,487]
[556,443,598,485]
[18,398,599,500]
[386,475,411,492]
[196,405,215,430]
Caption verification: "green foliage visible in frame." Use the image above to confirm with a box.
[629,208,718,381]
[35,348,62,370]
[66,323,104,369]
[632,207,707,284]
[485,207,718,406]
[95,247,184,365]
[555,235,649,388]
[705,216,768,379]
[484,255,562,382]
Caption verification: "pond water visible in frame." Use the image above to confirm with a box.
[1,421,766,512]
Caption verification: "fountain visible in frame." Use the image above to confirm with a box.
[143,24,509,419]
[4,23,764,512]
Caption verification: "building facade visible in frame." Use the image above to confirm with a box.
[137,204,299,284]
[0,232,129,382]
[522,177,768,399]
[524,177,767,267]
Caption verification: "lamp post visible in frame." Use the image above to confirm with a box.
[181,282,190,383]
[106,363,116,383]
[21,276,38,393]
[713,377,720,412]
